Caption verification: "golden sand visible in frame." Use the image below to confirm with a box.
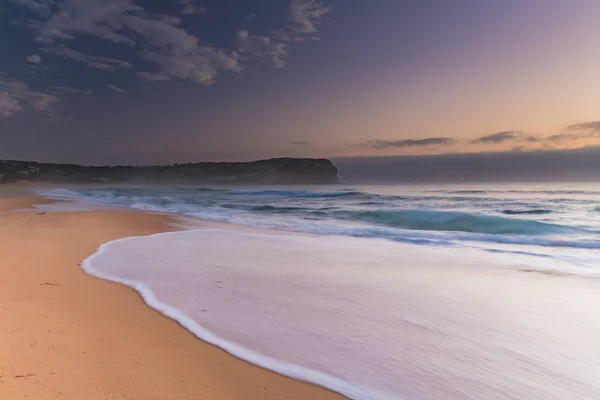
[0,196,344,400]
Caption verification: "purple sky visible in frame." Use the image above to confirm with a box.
[1,0,600,164]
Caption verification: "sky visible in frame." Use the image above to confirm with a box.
[1,0,600,165]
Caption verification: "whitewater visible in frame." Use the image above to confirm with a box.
[38,183,600,399]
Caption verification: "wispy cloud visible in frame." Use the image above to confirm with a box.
[39,43,86,62]
[470,130,540,145]
[362,124,600,153]
[292,141,309,146]
[40,43,132,72]
[235,1,330,70]
[467,122,600,148]
[26,54,41,63]
[0,75,59,117]
[136,72,170,82]
[236,30,288,69]
[108,85,126,93]
[88,60,132,72]
[92,56,132,69]
[49,86,89,95]
[565,120,600,132]
[290,0,330,34]
[88,62,118,72]
[362,137,456,149]
[0,92,22,117]
[23,0,242,84]
[180,0,207,15]
[470,131,516,144]
[11,0,53,15]
[547,133,582,141]
[12,0,329,85]
[543,120,600,142]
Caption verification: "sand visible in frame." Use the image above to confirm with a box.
[0,196,345,400]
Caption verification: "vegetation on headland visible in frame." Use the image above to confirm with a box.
[0,158,338,185]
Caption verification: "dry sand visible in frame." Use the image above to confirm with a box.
[0,196,345,400]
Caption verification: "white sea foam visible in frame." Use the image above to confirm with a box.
[83,229,600,400]
[83,231,394,400]
[34,185,600,254]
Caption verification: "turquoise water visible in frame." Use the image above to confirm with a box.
[40,183,600,273]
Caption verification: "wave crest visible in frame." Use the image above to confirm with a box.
[502,209,553,215]
[342,210,570,235]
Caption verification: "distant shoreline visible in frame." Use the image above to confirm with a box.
[0,158,339,185]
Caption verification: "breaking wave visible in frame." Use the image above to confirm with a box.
[36,185,600,250]
[340,210,569,235]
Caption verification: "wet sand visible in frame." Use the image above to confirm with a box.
[0,195,345,400]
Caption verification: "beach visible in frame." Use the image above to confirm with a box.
[3,0,599,397]
[0,195,344,400]
[4,184,600,400]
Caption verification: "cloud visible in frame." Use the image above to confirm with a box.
[565,121,600,132]
[181,5,195,14]
[290,0,330,34]
[14,0,329,85]
[292,141,309,146]
[540,120,600,143]
[0,92,22,117]
[10,0,53,15]
[362,137,456,149]
[0,76,59,116]
[40,43,131,71]
[40,43,86,61]
[26,54,42,63]
[108,85,126,93]
[137,71,170,82]
[88,62,117,72]
[520,119,600,145]
[26,0,241,84]
[88,57,132,72]
[469,130,542,145]
[469,126,600,147]
[470,131,517,144]
[49,86,87,94]
[547,133,583,141]
[236,30,288,69]
[180,0,207,15]
[140,47,241,84]
[234,1,331,71]
[93,56,131,69]
[35,0,141,45]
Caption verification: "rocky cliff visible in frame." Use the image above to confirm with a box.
[0,158,338,185]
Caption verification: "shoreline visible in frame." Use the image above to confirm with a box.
[6,184,600,399]
[0,195,345,400]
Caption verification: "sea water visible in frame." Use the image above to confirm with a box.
[39,183,600,399]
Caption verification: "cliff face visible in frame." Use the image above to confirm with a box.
[0,158,338,185]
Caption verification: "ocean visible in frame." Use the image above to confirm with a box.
[37,183,600,399]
